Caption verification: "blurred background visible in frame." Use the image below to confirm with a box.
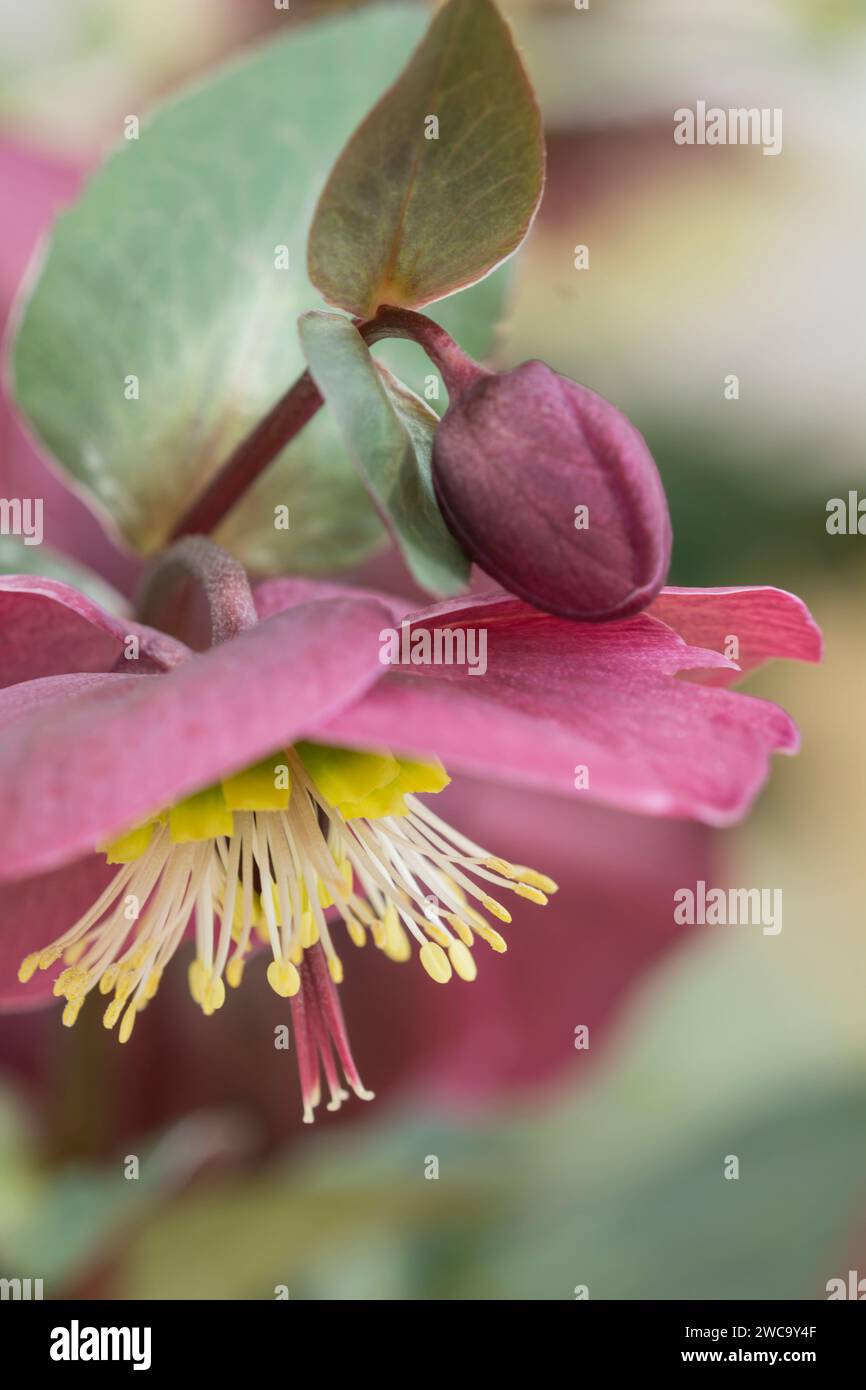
[0,0,864,1300]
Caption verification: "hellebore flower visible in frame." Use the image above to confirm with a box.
[0,555,820,1120]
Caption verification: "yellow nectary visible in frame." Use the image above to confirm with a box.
[102,745,452,862]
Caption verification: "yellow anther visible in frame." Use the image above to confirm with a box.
[385,929,411,963]
[511,866,559,894]
[62,998,84,1028]
[479,925,507,953]
[451,918,475,948]
[118,1003,137,1044]
[345,916,366,948]
[515,884,548,906]
[226,956,245,989]
[371,919,387,950]
[103,998,123,1030]
[202,977,226,1015]
[38,946,63,970]
[419,941,452,984]
[328,954,344,985]
[114,970,136,1004]
[290,938,304,965]
[144,969,162,1001]
[448,940,477,982]
[485,856,518,878]
[383,904,411,962]
[53,967,75,995]
[481,895,512,924]
[424,921,451,948]
[54,967,86,999]
[188,958,207,1006]
[99,963,120,995]
[267,959,301,998]
[300,912,319,949]
[17,953,40,984]
[444,912,469,937]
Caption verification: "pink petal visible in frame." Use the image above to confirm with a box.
[0,141,81,312]
[316,595,800,826]
[254,575,408,623]
[649,586,823,686]
[0,596,392,880]
[0,576,186,687]
[0,852,114,1008]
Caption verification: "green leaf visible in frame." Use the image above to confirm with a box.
[11,5,506,574]
[308,0,544,320]
[299,311,470,596]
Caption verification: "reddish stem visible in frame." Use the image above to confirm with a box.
[358,305,489,398]
[169,306,487,541]
[170,369,323,542]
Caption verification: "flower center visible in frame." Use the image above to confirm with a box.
[18,742,554,1120]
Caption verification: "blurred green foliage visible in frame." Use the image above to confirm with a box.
[646,431,863,591]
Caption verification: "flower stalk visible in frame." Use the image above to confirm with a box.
[169,307,474,543]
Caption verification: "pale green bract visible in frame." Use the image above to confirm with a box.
[299,312,470,596]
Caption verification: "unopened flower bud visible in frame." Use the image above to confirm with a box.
[432,360,672,621]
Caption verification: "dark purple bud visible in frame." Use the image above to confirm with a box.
[431,360,672,621]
